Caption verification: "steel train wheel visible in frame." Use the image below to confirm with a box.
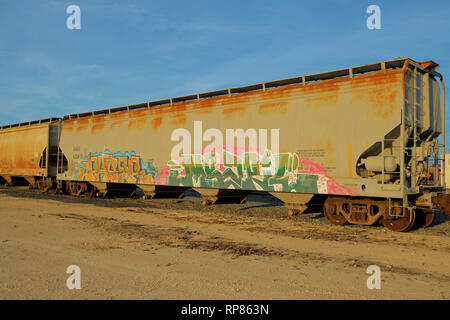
[381,208,416,232]
[422,210,435,228]
[414,209,435,229]
[323,198,347,225]
[37,179,57,194]
[68,182,82,196]
[84,186,96,199]
[67,181,92,197]
[36,180,44,193]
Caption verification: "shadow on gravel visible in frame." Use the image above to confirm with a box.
[0,187,284,211]
[1,187,448,235]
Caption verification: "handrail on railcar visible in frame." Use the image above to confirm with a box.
[0,117,60,131]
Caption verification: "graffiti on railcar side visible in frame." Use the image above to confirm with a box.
[156,146,357,195]
[161,120,356,194]
[74,149,157,184]
[72,147,356,195]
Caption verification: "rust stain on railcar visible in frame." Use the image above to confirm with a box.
[302,80,340,106]
[262,83,297,100]
[221,94,251,106]
[130,109,149,117]
[76,125,88,133]
[167,102,187,113]
[222,106,247,118]
[107,110,130,129]
[369,89,398,119]
[127,109,149,128]
[348,69,404,88]
[91,116,106,135]
[169,114,187,126]
[304,92,339,105]
[151,116,163,130]
[296,69,403,98]
[63,122,74,133]
[299,81,340,95]
[128,117,147,131]
[258,101,288,115]
[192,98,217,114]
[110,120,123,129]
[75,118,90,133]
[148,101,187,116]
[0,125,49,177]
[110,111,129,120]
[350,86,399,120]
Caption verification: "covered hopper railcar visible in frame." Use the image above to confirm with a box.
[2,58,449,231]
[0,118,64,193]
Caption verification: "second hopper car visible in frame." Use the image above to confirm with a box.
[0,118,62,192]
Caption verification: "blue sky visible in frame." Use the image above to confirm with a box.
[1,0,450,138]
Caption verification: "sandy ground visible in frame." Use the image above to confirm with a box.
[0,188,449,300]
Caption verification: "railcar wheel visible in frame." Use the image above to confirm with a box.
[48,186,58,195]
[381,208,415,232]
[323,198,347,225]
[68,182,83,197]
[422,210,435,228]
[414,209,435,229]
[37,180,45,193]
[85,185,96,198]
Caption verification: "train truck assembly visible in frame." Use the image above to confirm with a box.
[1,58,449,231]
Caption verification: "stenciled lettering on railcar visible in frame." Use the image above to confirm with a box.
[296,149,326,158]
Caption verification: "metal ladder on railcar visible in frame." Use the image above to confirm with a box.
[387,66,445,217]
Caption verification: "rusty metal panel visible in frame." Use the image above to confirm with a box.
[57,59,442,199]
[0,123,50,177]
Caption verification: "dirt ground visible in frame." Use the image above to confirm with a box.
[0,187,449,300]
